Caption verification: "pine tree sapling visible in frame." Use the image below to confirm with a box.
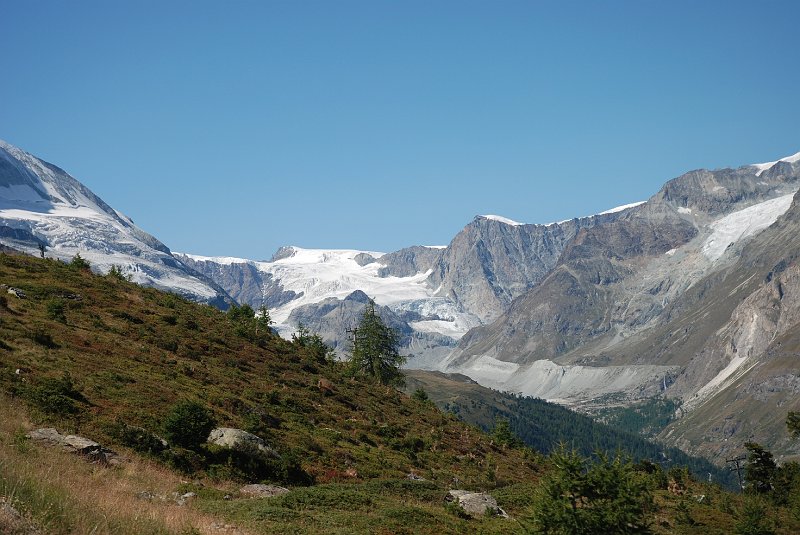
[735,498,776,535]
[256,304,273,333]
[491,418,523,449]
[412,388,430,402]
[226,303,273,346]
[292,323,336,364]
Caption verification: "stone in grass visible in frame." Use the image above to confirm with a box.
[239,484,290,498]
[26,428,122,465]
[446,490,508,518]
[207,428,279,458]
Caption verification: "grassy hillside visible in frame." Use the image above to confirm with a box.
[0,252,539,532]
[2,251,799,534]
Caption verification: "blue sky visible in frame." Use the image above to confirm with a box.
[1,1,799,259]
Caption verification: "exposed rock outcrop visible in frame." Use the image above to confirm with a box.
[175,255,299,309]
[427,214,621,323]
[25,428,122,465]
[376,246,442,278]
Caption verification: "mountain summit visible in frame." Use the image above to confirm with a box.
[0,139,229,306]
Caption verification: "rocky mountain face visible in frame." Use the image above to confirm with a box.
[177,254,298,309]
[656,188,800,461]
[377,245,442,278]
[0,140,230,306]
[442,154,800,462]
[426,213,622,323]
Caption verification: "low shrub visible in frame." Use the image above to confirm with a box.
[46,298,67,323]
[162,400,215,450]
[25,371,86,417]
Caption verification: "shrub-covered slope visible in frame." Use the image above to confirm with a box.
[404,370,738,489]
[0,252,536,488]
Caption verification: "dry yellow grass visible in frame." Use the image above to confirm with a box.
[0,394,253,535]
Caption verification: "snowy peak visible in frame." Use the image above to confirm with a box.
[0,140,131,226]
[752,150,800,176]
[0,139,227,305]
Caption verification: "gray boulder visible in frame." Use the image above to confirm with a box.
[207,427,278,458]
[26,428,100,454]
[446,490,508,518]
[25,428,63,445]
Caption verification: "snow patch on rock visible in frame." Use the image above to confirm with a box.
[701,192,796,261]
[598,201,646,215]
[479,214,523,226]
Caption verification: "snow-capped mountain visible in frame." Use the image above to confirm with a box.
[177,246,480,366]
[0,139,229,306]
[177,205,642,363]
[8,134,800,462]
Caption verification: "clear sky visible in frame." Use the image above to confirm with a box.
[1,1,799,259]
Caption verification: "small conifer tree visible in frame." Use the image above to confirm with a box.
[744,442,777,494]
[348,300,405,386]
[491,417,523,449]
[292,323,336,364]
